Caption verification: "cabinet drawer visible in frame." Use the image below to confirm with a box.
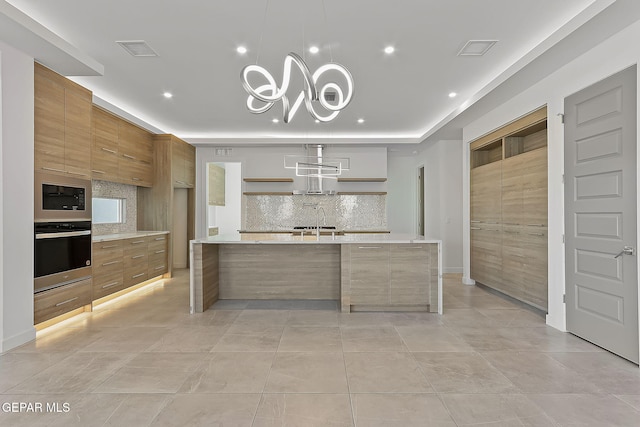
[92,270,126,300]
[148,250,167,265]
[93,240,122,259]
[93,241,124,266]
[147,234,168,251]
[123,238,148,257]
[148,259,168,277]
[93,259,124,278]
[124,252,148,269]
[124,267,148,287]
[34,278,91,324]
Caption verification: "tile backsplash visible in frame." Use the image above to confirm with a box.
[244,194,387,230]
[92,180,137,235]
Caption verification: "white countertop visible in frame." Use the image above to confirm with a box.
[93,231,169,242]
[192,232,440,245]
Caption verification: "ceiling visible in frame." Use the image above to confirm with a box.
[1,0,631,146]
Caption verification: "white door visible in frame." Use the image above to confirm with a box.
[564,65,638,364]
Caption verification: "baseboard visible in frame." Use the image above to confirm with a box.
[443,267,463,274]
[462,276,476,286]
[1,326,36,354]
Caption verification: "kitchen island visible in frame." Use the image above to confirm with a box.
[190,233,441,314]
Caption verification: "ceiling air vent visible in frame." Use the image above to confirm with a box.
[215,148,233,157]
[323,91,336,102]
[116,40,158,57]
[457,40,498,56]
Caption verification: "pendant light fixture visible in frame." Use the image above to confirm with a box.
[240,0,354,123]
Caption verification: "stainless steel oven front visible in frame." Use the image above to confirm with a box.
[35,171,91,222]
[34,221,92,293]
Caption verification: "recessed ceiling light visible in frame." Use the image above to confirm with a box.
[163,92,173,99]
[357,118,365,124]
[449,92,457,98]
[272,118,279,123]
[309,46,319,54]
[236,46,248,54]
[384,46,395,54]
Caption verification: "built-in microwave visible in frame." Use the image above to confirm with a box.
[35,171,92,222]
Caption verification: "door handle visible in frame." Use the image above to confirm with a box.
[614,246,635,258]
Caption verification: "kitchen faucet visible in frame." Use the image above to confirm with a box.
[316,207,327,239]
[302,202,327,240]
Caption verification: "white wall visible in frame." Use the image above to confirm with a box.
[462,19,640,334]
[387,153,416,234]
[418,140,463,273]
[0,41,35,352]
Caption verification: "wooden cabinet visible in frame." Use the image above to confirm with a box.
[522,147,548,226]
[345,243,437,311]
[470,161,502,224]
[35,63,92,179]
[521,227,548,309]
[91,107,120,181]
[147,234,169,277]
[172,138,195,188]
[118,121,153,187]
[34,278,92,324]
[470,224,503,291]
[138,135,196,276]
[91,106,154,186]
[92,240,125,300]
[349,244,390,305]
[470,107,548,310]
[389,244,430,305]
[123,236,149,287]
[208,163,226,206]
[92,233,168,301]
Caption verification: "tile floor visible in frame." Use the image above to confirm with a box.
[1,270,639,426]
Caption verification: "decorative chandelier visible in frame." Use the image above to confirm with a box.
[241,53,354,123]
[284,145,350,179]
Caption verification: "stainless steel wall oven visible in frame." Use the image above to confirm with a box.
[34,221,92,293]
[34,172,92,293]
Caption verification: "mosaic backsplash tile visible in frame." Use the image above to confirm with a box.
[92,180,137,235]
[244,194,387,230]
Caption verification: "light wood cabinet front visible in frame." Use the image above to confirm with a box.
[171,137,196,188]
[34,63,92,178]
[92,234,168,300]
[118,121,153,187]
[34,71,65,174]
[349,245,390,305]
[469,108,548,311]
[389,244,430,305]
[470,161,502,224]
[92,107,120,181]
[522,147,548,226]
[34,278,92,324]
[147,235,168,276]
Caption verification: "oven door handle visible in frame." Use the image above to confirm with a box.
[35,230,91,239]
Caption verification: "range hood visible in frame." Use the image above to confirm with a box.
[291,145,342,195]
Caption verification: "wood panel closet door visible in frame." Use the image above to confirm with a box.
[471,161,502,224]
